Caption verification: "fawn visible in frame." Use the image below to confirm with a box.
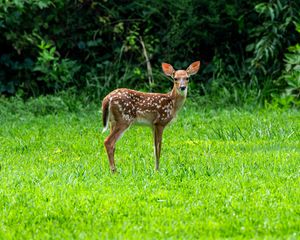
[102,61,200,172]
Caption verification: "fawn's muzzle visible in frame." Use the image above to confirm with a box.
[180,86,186,91]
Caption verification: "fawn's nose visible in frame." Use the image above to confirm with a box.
[180,86,186,91]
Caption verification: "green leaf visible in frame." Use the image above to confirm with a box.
[255,3,267,14]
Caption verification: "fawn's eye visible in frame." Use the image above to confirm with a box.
[174,78,178,81]
[186,78,189,81]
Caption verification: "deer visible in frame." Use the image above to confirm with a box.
[102,61,200,173]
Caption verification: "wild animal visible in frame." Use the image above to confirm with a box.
[102,61,200,172]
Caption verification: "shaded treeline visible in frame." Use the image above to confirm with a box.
[0,0,299,106]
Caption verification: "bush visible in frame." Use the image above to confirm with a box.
[0,0,299,107]
[0,90,92,118]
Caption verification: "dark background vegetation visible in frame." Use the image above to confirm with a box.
[0,0,299,108]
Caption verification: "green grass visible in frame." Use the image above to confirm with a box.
[0,103,299,239]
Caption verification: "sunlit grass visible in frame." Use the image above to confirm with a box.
[0,105,299,239]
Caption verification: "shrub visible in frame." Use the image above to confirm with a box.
[0,0,299,107]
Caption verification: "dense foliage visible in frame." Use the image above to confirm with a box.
[0,0,299,106]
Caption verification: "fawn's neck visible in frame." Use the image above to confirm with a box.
[169,85,187,114]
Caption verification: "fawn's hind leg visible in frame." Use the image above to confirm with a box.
[104,123,129,173]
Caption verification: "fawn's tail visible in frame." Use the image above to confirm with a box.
[102,98,109,133]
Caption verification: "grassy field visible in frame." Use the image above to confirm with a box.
[0,103,299,239]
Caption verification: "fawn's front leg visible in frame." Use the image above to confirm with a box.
[153,124,164,171]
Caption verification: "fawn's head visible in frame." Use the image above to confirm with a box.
[162,61,200,96]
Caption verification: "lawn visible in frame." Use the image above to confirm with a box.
[0,103,299,239]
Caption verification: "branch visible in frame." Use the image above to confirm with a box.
[139,36,154,86]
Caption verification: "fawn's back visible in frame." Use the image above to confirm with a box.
[102,88,177,128]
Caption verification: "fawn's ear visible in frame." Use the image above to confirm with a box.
[186,61,200,76]
[162,63,175,77]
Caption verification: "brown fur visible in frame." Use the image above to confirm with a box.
[102,61,200,173]
[102,97,109,130]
